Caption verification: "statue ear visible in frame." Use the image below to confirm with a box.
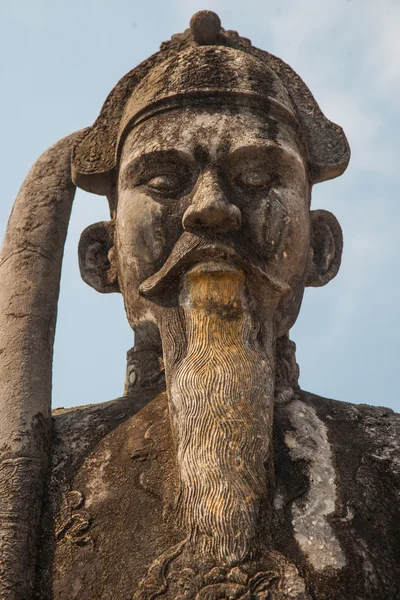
[78,221,120,293]
[306,209,343,287]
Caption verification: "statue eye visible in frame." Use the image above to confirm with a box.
[146,173,184,194]
[237,170,271,190]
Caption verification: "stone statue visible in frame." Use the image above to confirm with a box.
[0,11,399,600]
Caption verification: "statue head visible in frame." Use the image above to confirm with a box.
[73,11,349,565]
[75,11,347,339]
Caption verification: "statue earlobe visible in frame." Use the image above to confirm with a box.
[306,209,343,287]
[78,221,120,293]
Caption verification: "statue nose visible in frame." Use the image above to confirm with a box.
[182,172,242,233]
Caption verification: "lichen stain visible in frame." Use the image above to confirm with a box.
[285,399,346,571]
[83,446,112,509]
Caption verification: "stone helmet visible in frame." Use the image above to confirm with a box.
[71,10,350,208]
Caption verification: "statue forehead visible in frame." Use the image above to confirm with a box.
[119,106,306,168]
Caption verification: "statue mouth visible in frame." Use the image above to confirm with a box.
[139,233,291,305]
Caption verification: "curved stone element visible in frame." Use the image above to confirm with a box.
[190,10,222,45]
[0,131,83,599]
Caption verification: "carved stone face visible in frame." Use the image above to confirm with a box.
[114,105,312,336]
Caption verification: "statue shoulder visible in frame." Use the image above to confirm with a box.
[296,389,400,448]
[278,389,400,477]
[305,390,400,498]
[51,386,163,479]
[273,389,400,596]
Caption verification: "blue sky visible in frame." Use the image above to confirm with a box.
[1,0,399,411]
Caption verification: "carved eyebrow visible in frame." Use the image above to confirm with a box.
[227,143,287,163]
[121,148,196,177]
[225,143,305,173]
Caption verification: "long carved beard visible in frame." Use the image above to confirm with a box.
[160,263,275,566]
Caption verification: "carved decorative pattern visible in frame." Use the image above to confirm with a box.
[131,411,172,501]
[56,490,92,546]
[175,567,280,599]
[0,455,44,597]
[133,543,308,600]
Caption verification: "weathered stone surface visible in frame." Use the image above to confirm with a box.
[1,10,398,600]
[34,387,400,599]
[71,13,349,195]
[0,133,83,599]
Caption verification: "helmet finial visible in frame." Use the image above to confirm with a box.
[190,10,222,45]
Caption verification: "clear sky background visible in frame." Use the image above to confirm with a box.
[1,0,399,411]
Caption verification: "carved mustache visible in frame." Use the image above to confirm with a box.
[139,232,291,302]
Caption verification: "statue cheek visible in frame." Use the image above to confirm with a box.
[244,191,290,260]
[118,192,166,280]
[244,197,271,251]
[268,190,309,266]
[139,200,166,265]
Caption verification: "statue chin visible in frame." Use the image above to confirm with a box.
[179,260,247,314]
